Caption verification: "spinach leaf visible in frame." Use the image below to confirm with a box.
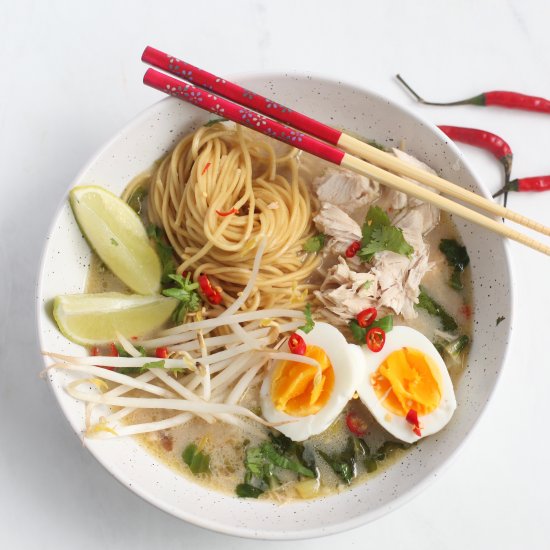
[439,239,470,290]
[318,437,357,484]
[236,483,264,498]
[416,287,458,331]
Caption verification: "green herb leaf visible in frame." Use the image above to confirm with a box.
[303,233,326,253]
[147,225,177,285]
[416,287,458,332]
[260,443,316,478]
[348,316,393,344]
[204,117,228,127]
[358,206,413,262]
[439,239,470,291]
[361,225,414,259]
[162,273,202,324]
[182,443,211,475]
[127,186,148,214]
[236,483,264,498]
[298,303,315,334]
[139,359,165,373]
[110,238,118,246]
[318,437,357,484]
[496,316,505,326]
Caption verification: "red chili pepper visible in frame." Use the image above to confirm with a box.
[345,411,368,437]
[201,162,211,175]
[437,125,513,183]
[345,240,361,258]
[215,208,238,217]
[397,75,550,114]
[288,332,306,355]
[155,346,169,359]
[109,343,119,357]
[90,346,100,356]
[494,175,550,197]
[357,307,377,328]
[198,274,223,305]
[406,409,422,436]
[366,327,385,352]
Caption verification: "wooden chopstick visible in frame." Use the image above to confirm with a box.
[142,66,550,256]
[142,46,550,239]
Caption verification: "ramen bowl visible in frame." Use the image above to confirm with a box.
[37,74,513,539]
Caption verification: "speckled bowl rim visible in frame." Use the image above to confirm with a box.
[36,72,514,540]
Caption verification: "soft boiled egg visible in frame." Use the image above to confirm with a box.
[260,322,363,442]
[356,326,456,444]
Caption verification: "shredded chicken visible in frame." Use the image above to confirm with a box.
[310,168,380,214]
[314,257,377,325]
[313,203,362,258]
[312,152,441,322]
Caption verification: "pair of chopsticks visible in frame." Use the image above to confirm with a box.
[141,46,550,256]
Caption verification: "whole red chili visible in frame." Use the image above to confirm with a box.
[155,346,169,359]
[406,409,422,436]
[345,240,361,258]
[288,332,306,355]
[345,411,369,437]
[437,125,513,183]
[357,307,377,328]
[366,327,385,352]
[198,274,223,305]
[396,74,550,114]
[494,175,550,197]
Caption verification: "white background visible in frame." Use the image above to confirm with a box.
[1,1,549,548]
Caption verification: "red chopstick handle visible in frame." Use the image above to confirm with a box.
[142,46,343,146]
[143,68,345,165]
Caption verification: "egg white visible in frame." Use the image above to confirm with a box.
[356,326,457,443]
[260,322,363,442]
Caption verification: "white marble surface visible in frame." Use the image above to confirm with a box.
[1,0,549,548]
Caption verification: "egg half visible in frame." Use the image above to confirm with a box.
[356,326,456,443]
[260,322,362,442]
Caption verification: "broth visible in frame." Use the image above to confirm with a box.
[84,145,473,501]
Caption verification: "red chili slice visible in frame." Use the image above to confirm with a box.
[201,162,211,175]
[109,343,119,357]
[357,307,377,328]
[406,409,422,436]
[288,332,306,355]
[216,208,238,217]
[345,411,368,437]
[155,346,169,359]
[345,240,361,258]
[366,327,385,352]
[90,346,100,356]
[198,274,223,305]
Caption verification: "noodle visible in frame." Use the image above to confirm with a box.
[147,122,320,311]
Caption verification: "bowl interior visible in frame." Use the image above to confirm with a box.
[38,74,512,539]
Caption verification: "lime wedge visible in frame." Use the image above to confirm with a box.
[53,292,178,345]
[69,185,161,294]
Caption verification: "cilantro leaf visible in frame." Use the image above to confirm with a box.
[162,273,202,324]
[303,234,326,253]
[360,225,413,259]
[348,315,393,344]
[358,206,413,262]
[140,359,165,373]
[298,303,315,334]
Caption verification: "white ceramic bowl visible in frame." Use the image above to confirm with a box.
[37,74,513,539]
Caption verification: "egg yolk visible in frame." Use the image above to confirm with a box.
[271,345,335,417]
[371,347,442,416]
